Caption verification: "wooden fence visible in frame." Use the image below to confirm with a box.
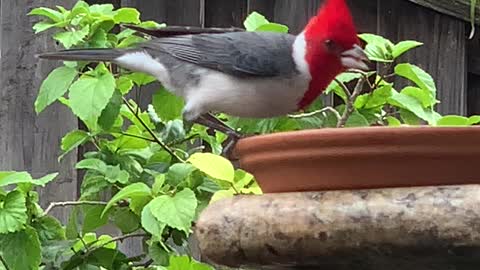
[1,0,479,256]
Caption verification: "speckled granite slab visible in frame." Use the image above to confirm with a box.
[195,185,480,270]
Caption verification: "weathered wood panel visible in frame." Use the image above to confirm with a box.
[247,0,276,21]
[205,0,247,27]
[379,0,467,115]
[406,0,480,25]
[0,0,78,222]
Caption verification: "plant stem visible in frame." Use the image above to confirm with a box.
[288,106,342,122]
[337,77,366,128]
[114,132,156,142]
[0,255,10,270]
[42,201,108,216]
[122,98,185,162]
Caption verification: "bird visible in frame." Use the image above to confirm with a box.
[38,0,369,157]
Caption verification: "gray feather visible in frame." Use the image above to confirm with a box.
[140,32,298,77]
[37,48,126,62]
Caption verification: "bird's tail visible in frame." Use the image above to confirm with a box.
[37,48,126,62]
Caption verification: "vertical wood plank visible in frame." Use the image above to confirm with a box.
[204,0,247,27]
[273,0,321,34]
[247,0,275,20]
[467,30,480,115]
[467,73,480,115]
[0,0,78,222]
[379,0,467,115]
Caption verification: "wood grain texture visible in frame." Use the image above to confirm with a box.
[204,0,247,27]
[406,0,480,25]
[247,0,275,21]
[379,0,467,115]
[467,73,480,115]
[197,185,480,269]
[0,0,78,222]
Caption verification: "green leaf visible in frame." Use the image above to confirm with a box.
[60,130,90,161]
[167,164,196,187]
[75,158,107,173]
[346,111,370,127]
[53,26,90,49]
[141,203,165,238]
[0,226,41,270]
[35,66,78,113]
[80,175,110,200]
[28,7,64,22]
[210,189,235,203]
[89,3,114,15]
[68,65,116,122]
[395,63,436,98]
[358,33,394,62]
[153,87,185,121]
[125,72,156,86]
[102,183,151,216]
[188,153,235,183]
[168,255,213,270]
[31,216,65,243]
[470,0,478,39]
[400,109,422,125]
[389,91,441,125]
[149,188,197,232]
[88,28,108,48]
[32,21,62,33]
[401,86,437,108]
[0,171,56,188]
[105,165,130,184]
[161,120,186,144]
[326,72,362,102]
[82,205,109,234]
[436,115,470,126]
[355,84,393,109]
[114,125,150,150]
[255,23,289,33]
[152,174,166,195]
[244,11,269,31]
[113,8,140,24]
[117,35,146,48]
[116,76,134,95]
[386,116,402,126]
[113,208,140,234]
[0,191,27,233]
[392,40,423,58]
[149,242,169,266]
[98,89,123,130]
[468,115,480,125]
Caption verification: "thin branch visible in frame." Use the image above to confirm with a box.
[114,132,156,142]
[43,201,108,216]
[337,77,366,128]
[122,98,185,163]
[334,79,351,96]
[167,133,200,147]
[288,106,342,122]
[0,255,10,270]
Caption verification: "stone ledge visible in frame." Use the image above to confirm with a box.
[195,185,480,270]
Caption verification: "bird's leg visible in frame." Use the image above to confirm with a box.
[192,113,242,159]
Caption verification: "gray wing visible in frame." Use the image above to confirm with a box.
[139,32,298,77]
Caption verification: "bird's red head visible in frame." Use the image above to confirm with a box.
[297,0,369,109]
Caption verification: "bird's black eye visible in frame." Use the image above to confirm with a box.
[324,39,335,50]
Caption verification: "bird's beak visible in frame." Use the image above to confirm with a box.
[340,44,370,71]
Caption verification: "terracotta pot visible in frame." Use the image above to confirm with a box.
[234,126,480,193]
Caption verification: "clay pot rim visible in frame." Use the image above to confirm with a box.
[235,125,480,154]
